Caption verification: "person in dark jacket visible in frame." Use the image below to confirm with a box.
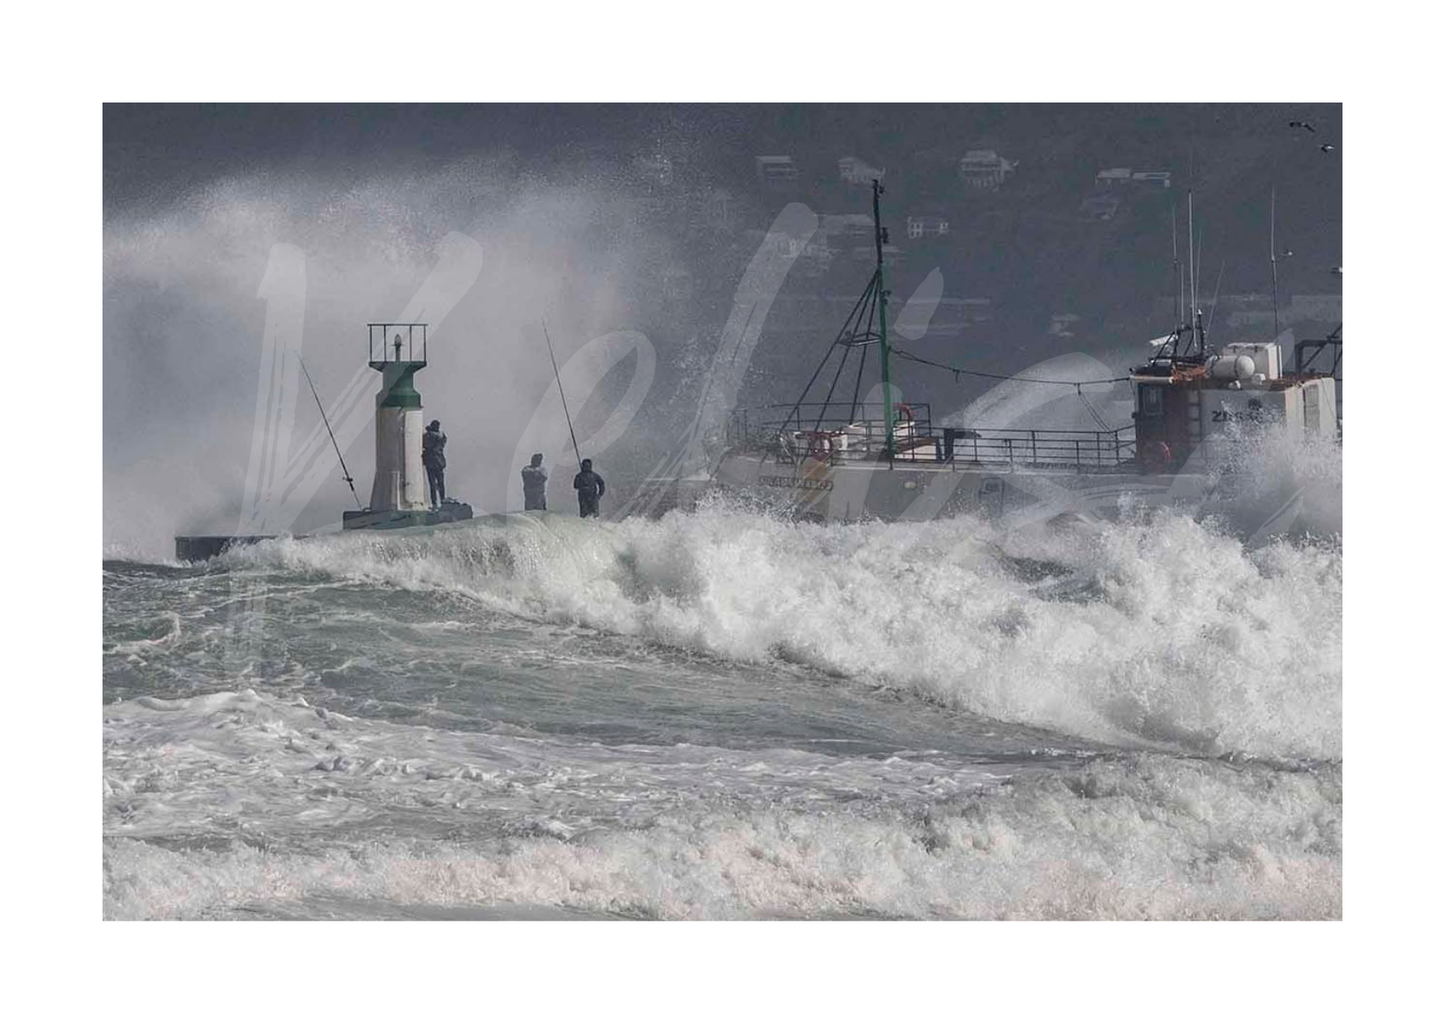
[573,458,605,518]
[422,419,447,508]
[521,452,548,511]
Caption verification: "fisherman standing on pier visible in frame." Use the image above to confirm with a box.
[422,419,447,508]
[573,458,605,518]
[521,453,548,511]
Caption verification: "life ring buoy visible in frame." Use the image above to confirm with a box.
[807,433,833,461]
[1140,439,1171,474]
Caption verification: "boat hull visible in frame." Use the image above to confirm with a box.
[653,450,1224,525]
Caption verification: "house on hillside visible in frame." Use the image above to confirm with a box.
[755,155,799,186]
[905,205,952,239]
[1095,167,1133,189]
[820,212,876,241]
[959,150,1016,191]
[838,156,886,185]
[1131,170,1171,189]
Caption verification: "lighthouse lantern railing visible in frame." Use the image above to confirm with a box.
[362,321,430,516]
[368,322,428,368]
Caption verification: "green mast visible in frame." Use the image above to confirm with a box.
[872,179,894,458]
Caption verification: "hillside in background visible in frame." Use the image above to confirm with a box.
[104,103,1342,532]
[608,103,1342,420]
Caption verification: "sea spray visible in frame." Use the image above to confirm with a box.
[222,495,1341,761]
[102,687,1340,921]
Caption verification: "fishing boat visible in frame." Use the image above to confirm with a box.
[663,180,1340,525]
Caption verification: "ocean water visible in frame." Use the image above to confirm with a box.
[102,493,1342,920]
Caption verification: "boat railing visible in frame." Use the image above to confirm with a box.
[728,402,937,458]
[727,406,1136,472]
[941,426,1136,471]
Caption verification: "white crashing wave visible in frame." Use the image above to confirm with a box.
[102,688,1339,920]
[218,489,1341,762]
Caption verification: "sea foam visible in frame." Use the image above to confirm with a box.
[220,491,1341,762]
[104,747,1340,920]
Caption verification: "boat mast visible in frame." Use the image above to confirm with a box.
[1187,188,1198,358]
[872,178,894,457]
[1270,186,1280,338]
[1172,203,1183,330]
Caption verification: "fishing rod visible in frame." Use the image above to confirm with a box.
[297,355,363,511]
[541,318,583,468]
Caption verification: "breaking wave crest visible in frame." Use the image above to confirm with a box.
[103,749,1340,921]
[220,498,1341,762]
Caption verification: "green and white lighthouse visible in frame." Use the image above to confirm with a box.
[366,323,429,515]
[342,322,474,530]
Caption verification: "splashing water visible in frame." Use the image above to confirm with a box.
[104,431,1341,919]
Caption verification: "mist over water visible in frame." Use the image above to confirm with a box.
[105,104,1344,559]
[104,158,688,556]
[103,105,1343,920]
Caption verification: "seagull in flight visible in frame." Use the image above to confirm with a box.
[1289,120,1317,132]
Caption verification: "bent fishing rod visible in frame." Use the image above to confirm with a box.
[297,355,364,510]
[542,318,583,468]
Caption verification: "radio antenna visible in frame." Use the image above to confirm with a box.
[298,355,363,511]
[1270,186,1281,338]
[1188,188,1199,355]
[1172,203,1183,329]
[1206,258,1226,339]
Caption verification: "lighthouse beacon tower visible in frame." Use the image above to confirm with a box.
[342,323,471,531]
[367,323,429,515]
